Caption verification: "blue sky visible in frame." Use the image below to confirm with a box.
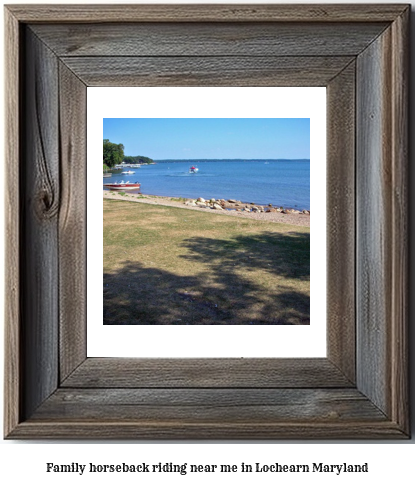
[103,118,310,160]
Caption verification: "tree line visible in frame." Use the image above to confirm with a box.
[123,155,154,165]
[103,139,154,169]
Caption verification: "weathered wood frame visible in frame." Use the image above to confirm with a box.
[4,4,409,439]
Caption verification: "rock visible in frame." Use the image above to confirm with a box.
[212,203,223,210]
[291,209,300,214]
[258,206,264,212]
[266,208,277,213]
[302,210,310,214]
[228,199,236,203]
[197,197,205,203]
[268,204,273,207]
[185,200,197,206]
[243,208,251,212]
[251,206,260,212]
[281,209,290,214]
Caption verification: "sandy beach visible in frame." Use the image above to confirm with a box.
[103,191,310,227]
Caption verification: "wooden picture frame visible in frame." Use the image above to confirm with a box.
[4,4,409,439]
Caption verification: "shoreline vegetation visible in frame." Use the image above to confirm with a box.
[103,192,310,227]
[103,198,310,325]
[103,138,155,169]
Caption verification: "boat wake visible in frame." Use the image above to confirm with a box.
[166,172,216,178]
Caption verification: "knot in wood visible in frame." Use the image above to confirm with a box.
[36,187,59,219]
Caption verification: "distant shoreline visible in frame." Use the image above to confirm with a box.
[155,158,310,163]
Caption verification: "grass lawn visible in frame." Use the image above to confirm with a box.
[103,199,310,325]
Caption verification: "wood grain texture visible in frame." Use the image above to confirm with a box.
[4,6,21,438]
[21,28,60,419]
[62,358,352,388]
[31,22,389,57]
[7,421,407,440]
[356,15,408,431]
[356,28,393,418]
[4,4,410,440]
[58,62,87,381]
[61,56,354,87]
[326,62,356,383]
[389,8,409,432]
[6,4,409,23]
[32,388,386,423]
[356,31,390,416]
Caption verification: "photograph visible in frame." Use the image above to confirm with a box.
[102,118,310,326]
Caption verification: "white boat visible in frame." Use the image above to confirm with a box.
[189,165,199,173]
[103,181,141,191]
[121,170,135,175]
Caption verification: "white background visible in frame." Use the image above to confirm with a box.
[1,1,414,487]
[88,86,326,357]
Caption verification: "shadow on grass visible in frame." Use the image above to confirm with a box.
[180,231,309,280]
[104,231,310,325]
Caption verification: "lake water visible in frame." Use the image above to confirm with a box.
[104,159,310,210]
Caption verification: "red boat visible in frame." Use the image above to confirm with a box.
[103,181,141,191]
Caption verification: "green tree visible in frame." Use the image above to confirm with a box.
[123,154,154,165]
[103,139,124,168]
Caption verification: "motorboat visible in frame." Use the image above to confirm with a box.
[121,170,135,175]
[189,165,199,173]
[103,181,141,191]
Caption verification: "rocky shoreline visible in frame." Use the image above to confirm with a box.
[185,197,310,215]
[103,191,310,227]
